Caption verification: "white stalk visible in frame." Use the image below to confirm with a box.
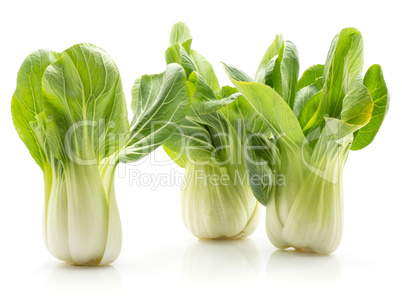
[266,137,350,254]
[181,162,261,239]
[44,158,122,266]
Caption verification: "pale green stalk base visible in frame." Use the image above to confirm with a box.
[266,170,344,255]
[181,163,261,240]
[44,161,122,266]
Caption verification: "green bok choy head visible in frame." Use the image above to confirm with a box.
[156,22,274,239]
[12,44,190,265]
[224,28,389,254]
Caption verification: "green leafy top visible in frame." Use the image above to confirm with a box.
[12,43,190,173]
[123,63,190,163]
[12,49,61,170]
[162,22,271,176]
[224,27,389,205]
[41,44,129,164]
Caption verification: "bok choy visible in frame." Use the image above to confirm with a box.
[159,22,270,239]
[12,44,190,265]
[224,28,389,254]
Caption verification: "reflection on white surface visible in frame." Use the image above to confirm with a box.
[181,238,261,288]
[46,263,122,294]
[266,250,342,288]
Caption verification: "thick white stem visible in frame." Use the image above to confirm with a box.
[64,162,108,266]
[282,170,344,254]
[99,160,122,265]
[181,162,260,239]
[46,171,72,262]
[266,139,348,254]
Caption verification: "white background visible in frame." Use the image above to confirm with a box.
[1,0,401,301]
